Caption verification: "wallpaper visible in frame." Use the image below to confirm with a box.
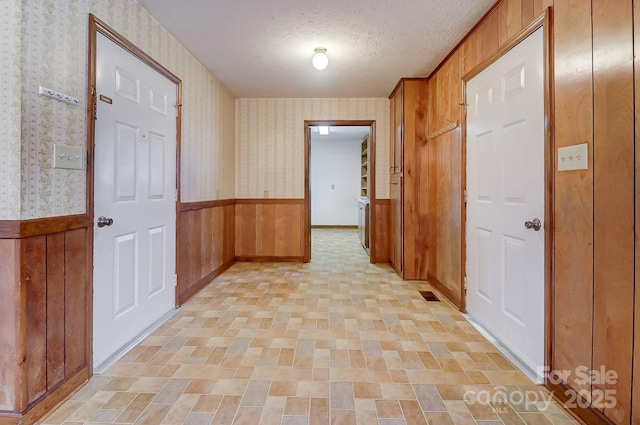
[235,98,390,199]
[0,0,23,219]
[4,0,235,219]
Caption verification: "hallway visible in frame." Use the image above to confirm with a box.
[40,229,577,425]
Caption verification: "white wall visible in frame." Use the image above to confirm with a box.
[310,138,362,225]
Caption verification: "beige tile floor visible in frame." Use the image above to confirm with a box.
[39,228,579,425]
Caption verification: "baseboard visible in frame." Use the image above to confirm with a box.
[5,368,90,425]
[178,259,235,305]
[427,274,462,310]
[311,225,358,229]
[235,256,305,263]
[546,381,613,425]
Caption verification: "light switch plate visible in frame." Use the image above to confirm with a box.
[53,144,83,170]
[558,143,588,171]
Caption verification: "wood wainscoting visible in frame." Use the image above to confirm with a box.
[177,200,236,306]
[0,215,92,425]
[371,199,390,264]
[234,199,305,261]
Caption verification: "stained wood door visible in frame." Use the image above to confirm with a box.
[465,28,545,380]
[93,32,177,369]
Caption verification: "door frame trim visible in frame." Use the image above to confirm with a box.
[304,120,376,262]
[86,14,183,373]
[461,8,554,376]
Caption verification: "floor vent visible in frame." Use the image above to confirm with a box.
[419,291,440,302]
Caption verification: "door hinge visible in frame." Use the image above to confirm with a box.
[464,276,467,290]
[92,86,97,120]
[174,274,178,287]
[174,103,181,118]
[464,189,467,203]
[174,189,178,202]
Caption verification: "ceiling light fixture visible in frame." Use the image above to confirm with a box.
[318,126,329,135]
[312,48,329,70]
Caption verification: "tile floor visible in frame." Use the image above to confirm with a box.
[39,228,579,425]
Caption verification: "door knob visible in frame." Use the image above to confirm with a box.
[97,216,114,227]
[524,218,541,231]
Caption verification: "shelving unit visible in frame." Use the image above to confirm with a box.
[361,136,368,197]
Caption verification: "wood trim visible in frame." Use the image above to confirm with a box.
[311,225,358,229]
[177,260,235,306]
[427,273,463,310]
[0,367,89,425]
[546,380,614,425]
[180,199,236,211]
[235,198,304,205]
[20,368,89,425]
[235,256,305,263]
[462,11,547,83]
[304,120,377,264]
[0,215,92,239]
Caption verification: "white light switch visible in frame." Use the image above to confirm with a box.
[53,144,83,170]
[558,143,588,171]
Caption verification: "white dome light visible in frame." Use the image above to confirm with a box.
[312,48,329,70]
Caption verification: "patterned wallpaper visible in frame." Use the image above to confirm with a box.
[235,98,390,199]
[0,0,23,219]
[3,0,235,219]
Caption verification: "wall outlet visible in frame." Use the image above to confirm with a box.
[558,143,588,171]
[53,144,83,170]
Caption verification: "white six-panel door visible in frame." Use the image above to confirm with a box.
[465,28,545,380]
[93,32,177,369]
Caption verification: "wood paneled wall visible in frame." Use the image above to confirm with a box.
[177,201,236,305]
[234,200,305,261]
[424,0,640,423]
[372,200,390,264]
[0,219,91,424]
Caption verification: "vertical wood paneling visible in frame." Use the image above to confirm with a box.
[373,202,390,263]
[64,229,87,377]
[23,236,47,403]
[177,203,237,305]
[46,233,65,389]
[521,0,535,25]
[213,207,224,266]
[224,205,235,262]
[203,208,214,271]
[255,204,264,256]
[290,204,302,257]
[235,204,243,256]
[274,204,290,256]
[262,204,275,256]
[242,204,257,257]
[0,240,22,411]
[634,0,640,421]
[552,0,594,397]
[533,0,553,15]
[592,0,634,421]
[498,2,509,46]
[403,81,419,279]
[506,0,523,38]
[474,24,484,63]
[482,9,500,57]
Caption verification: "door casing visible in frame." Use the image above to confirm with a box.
[304,120,376,262]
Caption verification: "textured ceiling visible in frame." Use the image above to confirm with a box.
[137,0,495,98]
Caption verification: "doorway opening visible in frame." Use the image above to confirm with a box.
[304,120,376,263]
